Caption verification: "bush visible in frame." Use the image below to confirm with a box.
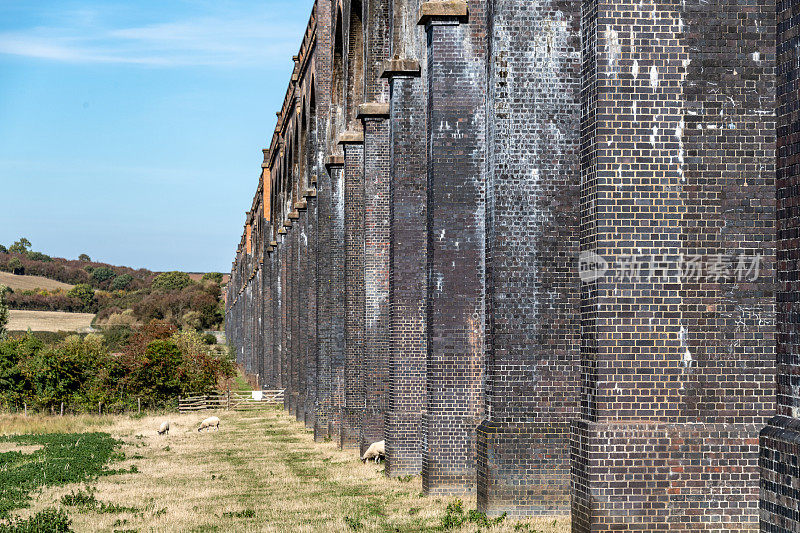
[0,246,6,254]
[202,333,217,345]
[152,271,192,292]
[110,274,133,291]
[0,286,8,338]
[201,272,223,284]
[67,284,95,310]
[91,267,116,283]
[78,254,91,262]
[24,252,51,263]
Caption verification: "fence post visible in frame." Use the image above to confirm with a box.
[98,402,102,416]
[227,389,231,411]
[24,403,27,417]
[138,397,141,415]
[60,403,64,417]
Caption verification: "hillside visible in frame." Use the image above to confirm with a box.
[0,238,226,331]
[0,272,74,292]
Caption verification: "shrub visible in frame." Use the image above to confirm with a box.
[78,254,91,262]
[24,252,51,263]
[0,245,6,254]
[201,272,224,284]
[0,286,8,339]
[110,274,133,291]
[91,267,116,283]
[152,271,192,292]
[202,333,217,345]
[67,284,95,309]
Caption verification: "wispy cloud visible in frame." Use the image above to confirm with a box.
[0,6,306,67]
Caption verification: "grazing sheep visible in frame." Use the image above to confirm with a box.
[157,421,170,436]
[198,416,221,432]
[361,440,385,463]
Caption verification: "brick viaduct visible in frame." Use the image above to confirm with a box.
[224,0,800,530]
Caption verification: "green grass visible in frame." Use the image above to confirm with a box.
[0,433,121,520]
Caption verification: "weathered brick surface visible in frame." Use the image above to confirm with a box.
[477,0,581,516]
[572,0,776,527]
[762,0,800,526]
[224,0,780,523]
[420,1,486,495]
[342,139,365,450]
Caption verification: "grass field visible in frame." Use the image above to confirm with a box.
[0,272,74,291]
[7,310,96,333]
[3,409,570,532]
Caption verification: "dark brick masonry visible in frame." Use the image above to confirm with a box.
[225,0,781,526]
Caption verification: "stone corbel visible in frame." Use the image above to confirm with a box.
[338,131,364,145]
[418,1,469,25]
[288,211,300,220]
[325,155,345,170]
[357,103,390,119]
[380,58,422,79]
[295,200,307,211]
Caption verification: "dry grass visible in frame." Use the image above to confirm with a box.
[0,413,117,436]
[7,310,96,333]
[0,272,73,291]
[12,409,570,532]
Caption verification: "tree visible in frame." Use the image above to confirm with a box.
[201,272,223,284]
[0,285,8,338]
[0,245,7,254]
[78,254,91,262]
[152,271,192,292]
[8,238,32,254]
[7,257,24,275]
[67,284,95,308]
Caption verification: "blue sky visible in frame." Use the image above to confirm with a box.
[0,0,314,272]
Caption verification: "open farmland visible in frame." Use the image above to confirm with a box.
[5,409,569,533]
[7,310,95,333]
[0,271,73,291]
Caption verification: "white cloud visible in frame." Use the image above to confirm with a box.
[0,7,305,67]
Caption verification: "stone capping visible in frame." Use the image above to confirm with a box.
[325,155,345,169]
[304,188,318,198]
[288,211,300,220]
[338,131,365,145]
[278,227,287,235]
[295,200,308,211]
[266,246,274,254]
[270,240,278,247]
[380,58,422,79]
[357,102,390,119]
[418,1,469,25]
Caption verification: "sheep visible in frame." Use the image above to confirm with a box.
[198,416,221,432]
[157,421,170,436]
[361,440,385,464]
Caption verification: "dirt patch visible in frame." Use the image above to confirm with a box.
[0,443,42,454]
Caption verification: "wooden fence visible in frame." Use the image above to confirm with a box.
[178,390,285,414]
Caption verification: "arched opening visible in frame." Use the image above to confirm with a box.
[346,0,364,129]
[332,9,344,136]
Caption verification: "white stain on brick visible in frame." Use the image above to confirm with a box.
[650,65,659,88]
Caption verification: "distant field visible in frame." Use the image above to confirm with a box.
[7,310,95,333]
[0,272,73,292]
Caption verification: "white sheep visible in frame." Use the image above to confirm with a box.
[198,416,221,432]
[157,421,170,436]
[361,440,385,463]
